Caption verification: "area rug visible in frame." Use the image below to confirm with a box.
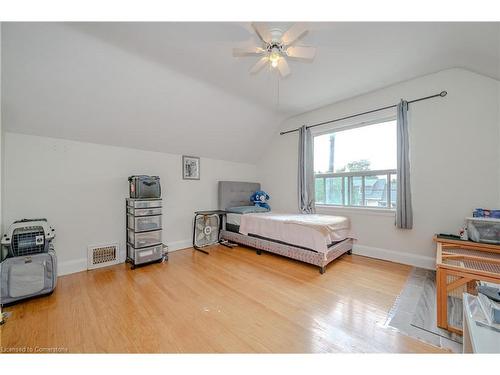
[410,270,463,344]
[385,267,463,353]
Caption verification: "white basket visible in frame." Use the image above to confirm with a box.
[466,217,500,244]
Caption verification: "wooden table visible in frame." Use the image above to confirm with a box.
[434,236,500,334]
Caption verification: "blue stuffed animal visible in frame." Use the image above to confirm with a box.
[250,190,271,210]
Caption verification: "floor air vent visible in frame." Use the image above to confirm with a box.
[87,244,120,270]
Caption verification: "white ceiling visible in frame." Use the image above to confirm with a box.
[2,22,499,162]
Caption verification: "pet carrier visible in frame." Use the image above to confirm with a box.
[128,175,161,199]
[1,219,55,258]
[0,219,57,306]
[0,248,57,306]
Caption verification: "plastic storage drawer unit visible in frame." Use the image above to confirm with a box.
[127,228,162,249]
[126,197,165,269]
[127,244,163,265]
[467,217,500,244]
[127,214,162,232]
[126,198,162,209]
[127,207,162,217]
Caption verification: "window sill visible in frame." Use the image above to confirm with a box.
[315,205,396,217]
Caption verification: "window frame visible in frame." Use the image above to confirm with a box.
[312,114,398,212]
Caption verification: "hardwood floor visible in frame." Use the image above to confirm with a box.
[0,245,446,353]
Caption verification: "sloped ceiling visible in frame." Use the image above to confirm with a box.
[2,22,499,163]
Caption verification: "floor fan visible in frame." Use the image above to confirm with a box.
[193,214,221,250]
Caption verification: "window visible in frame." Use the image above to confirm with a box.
[314,119,397,209]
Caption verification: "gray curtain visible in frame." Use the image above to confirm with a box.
[298,125,315,213]
[396,100,413,229]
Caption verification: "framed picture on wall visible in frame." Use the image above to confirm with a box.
[182,155,200,180]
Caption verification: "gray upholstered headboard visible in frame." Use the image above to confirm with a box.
[218,181,261,210]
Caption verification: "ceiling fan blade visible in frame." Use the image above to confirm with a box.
[249,57,269,74]
[251,22,272,43]
[286,46,316,61]
[281,23,308,46]
[277,58,291,78]
[232,47,265,57]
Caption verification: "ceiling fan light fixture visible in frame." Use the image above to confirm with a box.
[269,51,280,68]
[234,23,316,77]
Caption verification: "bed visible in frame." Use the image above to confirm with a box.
[218,181,354,274]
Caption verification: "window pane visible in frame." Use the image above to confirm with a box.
[364,175,388,208]
[390,174,397,209]
[314,120,396,173]
[325,177,343,205]
[350,176,363,206]
[315,178,325,204]
[344,177,349,205]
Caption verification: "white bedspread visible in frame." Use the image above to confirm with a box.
[238,212,350,253]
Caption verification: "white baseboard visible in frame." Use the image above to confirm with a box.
[58,239,193,276]
[353,244,435,270]
[166,239,192,252]
[59,241,433,276]
[58,258,88,276]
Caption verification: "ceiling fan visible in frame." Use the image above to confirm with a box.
[233,23,316,78]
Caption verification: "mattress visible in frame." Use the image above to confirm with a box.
[238,212,350,254]
[227,213,242,227]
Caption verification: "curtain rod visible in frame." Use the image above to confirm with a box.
[279,90,447,136]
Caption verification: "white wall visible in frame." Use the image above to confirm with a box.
[258,68,500,269]
[2,23,280,164]
[3,133,257,275]
[0,22,2,234]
